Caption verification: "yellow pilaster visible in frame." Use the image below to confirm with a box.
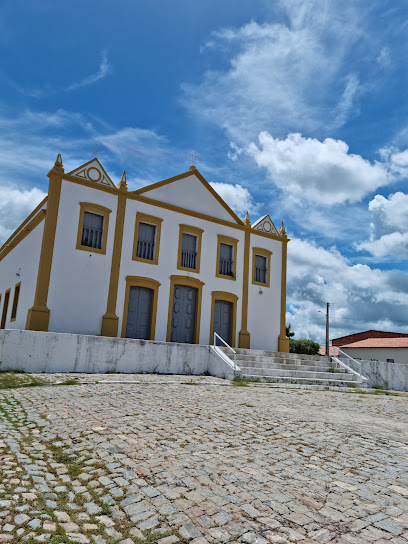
[26,155,64,331]
[238,225,251,348]
[101,174,127,337]
[278,236,289,353]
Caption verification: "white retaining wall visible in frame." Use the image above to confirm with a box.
[340,358,408,392]
[0,329,235,379]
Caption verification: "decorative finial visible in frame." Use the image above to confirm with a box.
[243,211,251,226]
[189,165,197,171]
[279,221,286,236]
[118,171,128,191]
[50,153,64,174]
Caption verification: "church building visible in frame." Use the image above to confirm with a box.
[0,155,289,352]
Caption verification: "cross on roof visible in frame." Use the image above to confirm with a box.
[185,147,202,166]
[86,143,104,159]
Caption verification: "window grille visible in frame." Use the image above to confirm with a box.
[181,233,197,269]
[137,222,156,260]
[219,243,234,276]
[82,212,104,249]
[255,254,267,284]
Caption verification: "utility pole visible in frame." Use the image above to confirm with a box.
[326,302,330,357]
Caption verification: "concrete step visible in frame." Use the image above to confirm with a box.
[238,367,357,380]
[232,353,332,365]
[240,374,363,387]
[235,361,347,372]
[223,347,332,363]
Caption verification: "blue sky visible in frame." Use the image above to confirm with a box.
[1,0,408,343]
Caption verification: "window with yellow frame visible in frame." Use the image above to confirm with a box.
[133,213,163,265]
[76,202,112,255]
[252,247,272,287]
[216,235,239,280]
[177,224,203,273]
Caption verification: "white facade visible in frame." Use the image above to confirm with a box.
[343,347,408,365]
[0,156,289,352]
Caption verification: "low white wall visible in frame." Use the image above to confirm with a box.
[340,358,408,392]
[0,329,235,379]
[342,347,408,365]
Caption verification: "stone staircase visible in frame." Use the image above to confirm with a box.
[221,347,366,388]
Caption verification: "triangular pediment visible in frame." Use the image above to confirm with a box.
[68,158,116,188]
[252,214,279,235]
[134,169,244,225]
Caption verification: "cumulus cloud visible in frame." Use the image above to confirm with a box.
[247,132,388,205]
[357,192,408,258]
[286,237,408,343]
[183,1,365,140]
[209,182,258,216]
[0,186,46,244]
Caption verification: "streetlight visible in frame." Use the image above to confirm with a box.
[318,303,330,356]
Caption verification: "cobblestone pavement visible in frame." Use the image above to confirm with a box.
[1,376,408,543]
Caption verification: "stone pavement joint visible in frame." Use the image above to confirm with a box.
[0,374,407,543]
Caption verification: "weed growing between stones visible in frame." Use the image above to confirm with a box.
[0,372,49,390]
[232,375,261,387]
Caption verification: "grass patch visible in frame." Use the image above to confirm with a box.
[183,380,198,385]
[0,371,49,390]
[137,529,187,543]
[232,375,261,387]
[56,379,81,386]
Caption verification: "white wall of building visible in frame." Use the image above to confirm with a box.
[141,173,235,223]
[343,347,408,365]
[0,171,284,351]
[47,180,118,335]
[248,236,282,351]
[118,197,246,345]
[0,221,44,330]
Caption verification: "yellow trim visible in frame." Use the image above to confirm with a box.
[10,282,21,322]
[166,275,204,344]
[134,168,244,225]
[0,202,47,262]
[49,172,287,241]
[1,288,10,329]
[26,165,63,332]
[177,224,204,273]
[76,202,112,255]
[252,247,272,288]
[216,235,239,281]
[278,239,289,352]
[238,227,251,348]
[209,291,238,347]
[101,193,127,337]
[121,276,161,339]
[132,212,163,265]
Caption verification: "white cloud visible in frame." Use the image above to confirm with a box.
[0,186,46,243]
[247,132,388,205]
[209,182,258,216]
[183,1,365,141]
[67,50,111,91]
[286,237,408,343]
[357,192,408,258]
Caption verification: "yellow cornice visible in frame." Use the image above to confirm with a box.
[0,208,46,262]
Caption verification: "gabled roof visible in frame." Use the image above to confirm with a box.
[68,158,116,189]
[133,167,244,225]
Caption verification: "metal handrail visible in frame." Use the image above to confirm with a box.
[333,346,362,365]
[332,346,367,382]
[212,332,238,370]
